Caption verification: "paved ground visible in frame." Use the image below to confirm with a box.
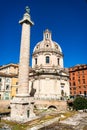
[40,112,87,130]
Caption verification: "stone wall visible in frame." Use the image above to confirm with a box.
[34,99,67,111]
[0,100,10,108]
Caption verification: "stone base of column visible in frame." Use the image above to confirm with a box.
[10,96,36,123]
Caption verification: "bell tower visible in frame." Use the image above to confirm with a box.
[10,6,35,122]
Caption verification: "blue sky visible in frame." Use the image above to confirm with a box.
[0,0,87,68]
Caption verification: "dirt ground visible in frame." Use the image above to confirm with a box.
[40,122,74,130]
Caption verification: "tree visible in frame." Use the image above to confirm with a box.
[73,96,87,110]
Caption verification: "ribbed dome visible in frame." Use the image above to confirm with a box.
[33,29,62,54]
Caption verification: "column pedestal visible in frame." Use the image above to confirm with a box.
[10,96,36,122]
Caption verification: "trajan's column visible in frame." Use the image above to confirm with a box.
[10,7,35,122]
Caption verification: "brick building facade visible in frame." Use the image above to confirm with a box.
[69,64,87,97]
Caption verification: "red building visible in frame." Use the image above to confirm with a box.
[69,64,87,97]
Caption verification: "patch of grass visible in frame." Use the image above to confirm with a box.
[59,111,77,120]
[12,124,26,130]
[1,119,28,130]
[0,110,77,130]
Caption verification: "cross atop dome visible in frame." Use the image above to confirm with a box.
[43,29,52,41]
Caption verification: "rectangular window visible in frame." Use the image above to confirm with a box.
[82,70,84,74]
[84,86,86,88]
[70,92,72,94]
[73,82,76,86]
[84,91,86,96]
[73,87,76,90]
[16,88,18,94]
[16,82,18,85]
[74,91,76,94]
[73,77,75,80]
[78,71,80,75]
[6,85,9,90]
[78,79,80,84]
[6,78,10,83]
[78,76,80,78]
[73,73,75,75]
[83,79,85,84]
[27,110,29,118]
[69,82,71,86]
[82,75,85,78]
[79,91,81,94]
[0,85,1,90]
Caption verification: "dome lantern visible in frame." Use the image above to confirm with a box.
[43,29,52,41]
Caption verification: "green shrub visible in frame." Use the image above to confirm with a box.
[73,97,87,110]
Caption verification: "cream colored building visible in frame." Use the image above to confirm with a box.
[0,64,18,99]
[0,30,70,101]
[29,29,70,100]
[0,63,18,74]
[0,72,12,100]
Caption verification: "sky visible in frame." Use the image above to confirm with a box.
[0,0,87,68]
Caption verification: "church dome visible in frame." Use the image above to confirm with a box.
[32,29,63,69]
[33,29,62,54]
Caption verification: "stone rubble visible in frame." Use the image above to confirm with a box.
[60,112,87,130]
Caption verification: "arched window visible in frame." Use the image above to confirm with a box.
[58,58,60,65]
[45,33,49,39]
[35,58,37,65]
[46,56,50,64]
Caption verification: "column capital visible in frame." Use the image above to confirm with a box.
[19,12,34,26]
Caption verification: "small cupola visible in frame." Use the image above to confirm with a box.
[43,29,52,41]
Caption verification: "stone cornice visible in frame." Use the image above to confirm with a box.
[32,48,63,57]
[29,70,69,79]
[0,72,17,77]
